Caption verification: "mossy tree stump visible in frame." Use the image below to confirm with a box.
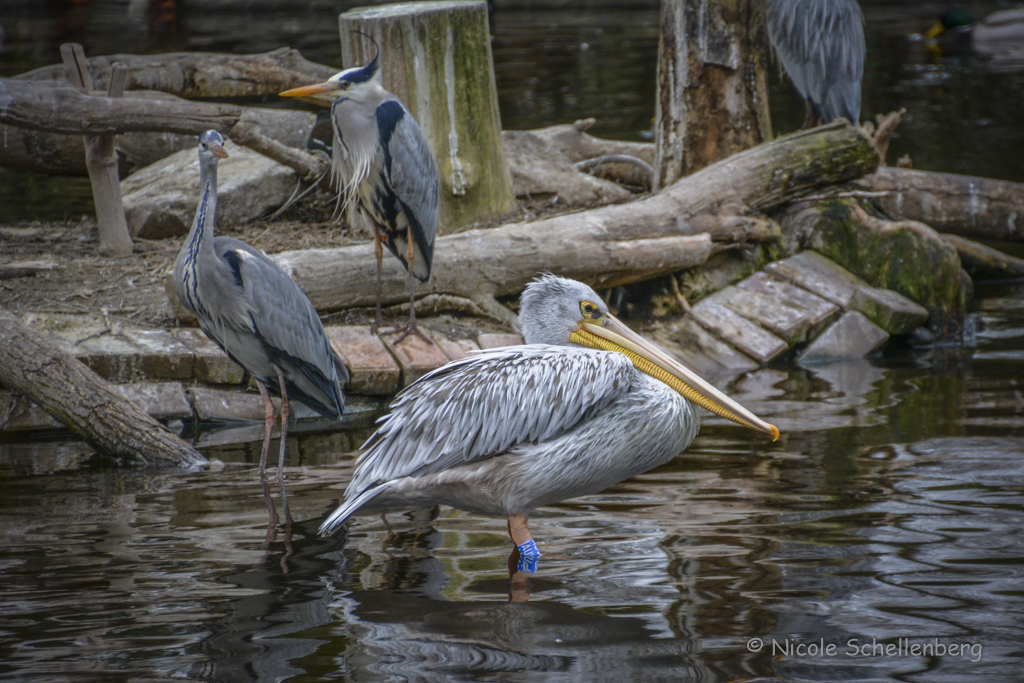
[340,1,514,231]
[655,0,772,189]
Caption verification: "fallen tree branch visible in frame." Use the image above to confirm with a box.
[0,307,206,467]
[266,121,879,319]
[857,167,1024,243]
[941,234,1024,279]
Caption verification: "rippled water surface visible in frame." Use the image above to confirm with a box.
[3,2,1024,681]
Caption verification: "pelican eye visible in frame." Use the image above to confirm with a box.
[580,300,602,320]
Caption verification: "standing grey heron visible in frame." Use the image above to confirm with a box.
[318,274,778,570]
[766,0,865,127]
[173,130,349,479]
[279,38,440,342]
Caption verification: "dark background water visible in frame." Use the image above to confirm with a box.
[1,2,1024,682]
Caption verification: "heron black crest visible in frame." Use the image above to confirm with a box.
[345,30,381,83]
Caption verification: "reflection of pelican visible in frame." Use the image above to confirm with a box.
[319,275,778,565]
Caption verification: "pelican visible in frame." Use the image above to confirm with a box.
[319,275,778,568]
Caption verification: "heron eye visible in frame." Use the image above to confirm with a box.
[580,301,601,319]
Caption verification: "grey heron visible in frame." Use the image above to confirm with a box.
[318,274,778,570]
[279,38,440,342]
[766,0,865,127]
[173,130,349,479]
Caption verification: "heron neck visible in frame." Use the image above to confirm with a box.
[187,157,219,253]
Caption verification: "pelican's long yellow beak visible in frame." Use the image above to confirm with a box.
[570,316,780,440]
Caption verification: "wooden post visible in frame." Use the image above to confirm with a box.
[339,1,514,231]
[61,43,134,257]
[655,0,772,190]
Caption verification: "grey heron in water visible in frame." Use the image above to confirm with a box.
[319,274,778,570]
[280,37,440,342]
[766,0,865,127]
[173,130,348,479]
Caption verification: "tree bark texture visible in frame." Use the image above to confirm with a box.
[0,307,206,468]
[857,167,1024,243]
[340,1,515,230]
[15,47,336,100]
[656,0,772,189]
[268,121,877,318]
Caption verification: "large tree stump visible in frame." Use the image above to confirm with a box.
[0,307,206,468]
[339,0,515,230]
[655,0,772,189]
[61,44,134,257]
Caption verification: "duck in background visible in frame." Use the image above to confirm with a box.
[927,7,1024,61]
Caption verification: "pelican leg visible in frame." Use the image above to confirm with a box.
[255,379,276,478]
[508,514,540,573]
[372,224,385,333]
[275,370,290,482]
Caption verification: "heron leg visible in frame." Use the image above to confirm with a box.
[801,98,817,129]
[372,225,385,334]
[276,370,290,483]
[255,379,276,478]
[386,226,430,344]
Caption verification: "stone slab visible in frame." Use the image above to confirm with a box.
[737,272,840,335]
[765,250,869,308]
[800,312,890,363]
[851,287,930,336]
[709,285,811,345]
[327,326,400,395]
[689,299,788,363]
[113,382,193,421]
[172,327,246,385]
[0,392,62,432]
[430,330,480,361]
[380,332,450,386]
[477,333,525,349]
[119,329,195,381]
[190,386,276,422]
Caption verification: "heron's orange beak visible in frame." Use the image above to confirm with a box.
[210,143,228,159]
[571,316,780,440]
[279,82,336,98]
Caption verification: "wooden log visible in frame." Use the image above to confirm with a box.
[529,119,655,188]
[268,121,878,321]
[857,167,1024,243]
[0,307,206,468]
[15,47,336,100]
[0,260,59,280]
[941,234,1024,279]
[655,0,772,189]
[61,44,133,257]
[340,1,515,230]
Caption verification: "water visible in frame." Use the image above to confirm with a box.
[3,2,1024,681]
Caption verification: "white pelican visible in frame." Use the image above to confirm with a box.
[319,275,778,567]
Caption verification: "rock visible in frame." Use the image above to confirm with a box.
[172,327,246,385]
[689,299,788,363]
[656,316,759,375]
[189,386,270,422]
[799,312,889,363]
[326,326,400,396]
[477,332,524,349]
[764,250,867,308]
[429,330,480,361]
[114,382,192,421]
[380,332,449,386]
[502,130,633,207]
[708,284,811,345]
[736,272,839,337]
[122,139,298,239]
[850,286,929,335]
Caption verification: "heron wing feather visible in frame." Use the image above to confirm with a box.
[344,345,634,498]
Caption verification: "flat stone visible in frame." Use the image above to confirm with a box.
[689,300,788,363]
[429,330,480,361]
[765,250,869,308]
[380,332,449,386]
[113,382,193,421]
[851,287,930,336]
[737,272,840,336]
[660,317,759,374]
[327,326,399,395]
[800,312,890,363]
[172,327,246,385]
[189,386,276,422]
[119,329,195,381]
[477,333,524,349]
[122,140,298,239]
[0,392,61,431]
[708,285,811,345]
[73,336,148,383]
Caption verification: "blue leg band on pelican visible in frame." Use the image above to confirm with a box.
[517,539,540,573]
